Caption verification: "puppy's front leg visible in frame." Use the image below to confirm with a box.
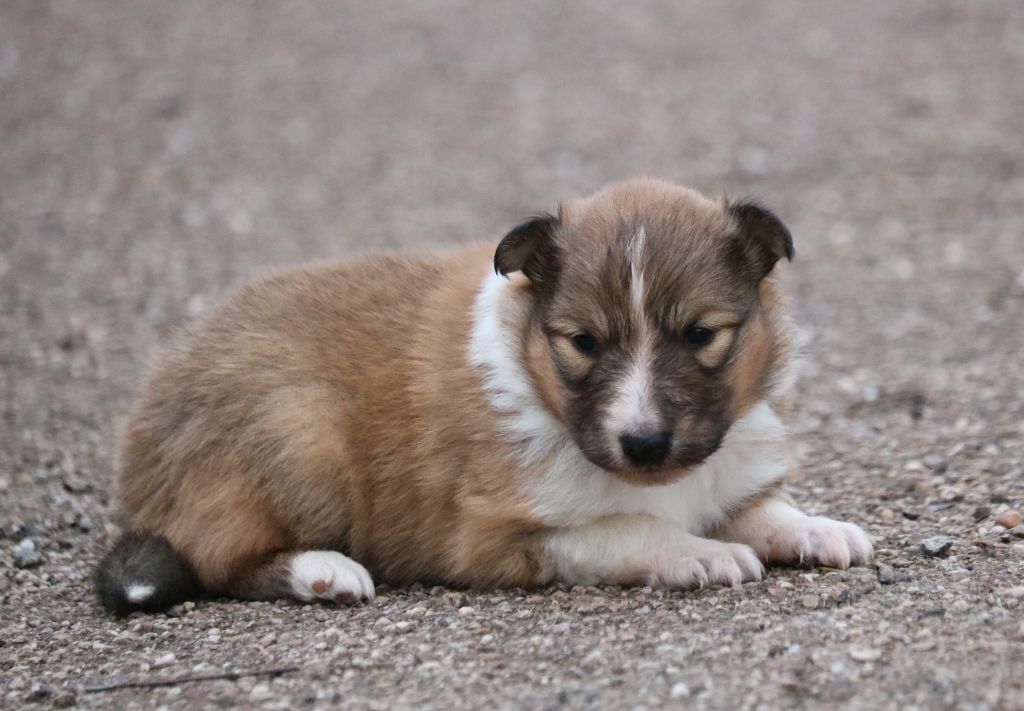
[542,515,764,589]
[714,496,873,569]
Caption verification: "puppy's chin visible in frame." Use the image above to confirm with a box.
[580,450,704,487]
[607,464,701,488]
[578,439,722,487]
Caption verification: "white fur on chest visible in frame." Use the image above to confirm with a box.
[468,271,789,534]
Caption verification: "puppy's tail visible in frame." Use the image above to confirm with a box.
[94,531,203,616]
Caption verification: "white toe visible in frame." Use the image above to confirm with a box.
[661,541,763,589]
[288,551,375,604]
[795,517,873,568]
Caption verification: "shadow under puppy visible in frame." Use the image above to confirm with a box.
[95,178,872,616]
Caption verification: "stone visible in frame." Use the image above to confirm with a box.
[995,510,1022,529]
[25,685,52,702]
[920,536,954,557]
[13,548,42,569]
[249,683,273,701]
[670,682,690,699]
[849,646,882,662]
[52,692,77,708]
[800,595,819,609]
[74,515,95,532]
[152,652,176,668]
[61,475,93,494]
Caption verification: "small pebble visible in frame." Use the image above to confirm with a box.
[25,685,52,702]
[74,515,95,532]
[800,595,819,609]
[458,606,476,617]
[669,682,690,699]
[13,548,42,569]
[920,536,954,557]
[973,505,992,521]
[995,510,1022,529]
[61,475,93,494]
[849,646,882,662]
[249,683,273,701]
[876,563,895,584]
[152,652,176,668]
[52,692,77,708]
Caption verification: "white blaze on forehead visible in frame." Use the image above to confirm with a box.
[628,224,647,319]
[606,224,659,442]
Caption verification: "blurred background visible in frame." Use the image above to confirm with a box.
[2,2,1023,708]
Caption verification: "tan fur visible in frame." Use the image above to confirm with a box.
[115,179,805,596]
[118,246,546,592]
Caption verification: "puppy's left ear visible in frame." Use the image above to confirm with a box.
[493,213,561,287]
[727,200,794,281]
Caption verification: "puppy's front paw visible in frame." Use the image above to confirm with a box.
[657,540,764,589]
[288,551,375,604]
[765,516,873,569]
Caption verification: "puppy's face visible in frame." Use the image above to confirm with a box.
[495,180,794,486]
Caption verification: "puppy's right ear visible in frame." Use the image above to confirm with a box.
[493,213,560,287]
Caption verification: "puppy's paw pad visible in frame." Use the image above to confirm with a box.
[289,551,375,604]
[775,517,873,569]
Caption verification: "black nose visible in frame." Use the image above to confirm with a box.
[619,431,672,467]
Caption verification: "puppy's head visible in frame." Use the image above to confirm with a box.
[495,179,794,486]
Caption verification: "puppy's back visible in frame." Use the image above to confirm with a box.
[116,245,499,572]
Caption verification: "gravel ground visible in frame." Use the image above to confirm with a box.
[3,1,1024,709]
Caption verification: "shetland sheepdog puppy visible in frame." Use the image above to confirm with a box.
[95,179,871,616]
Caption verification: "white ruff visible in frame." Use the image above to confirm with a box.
[468,270,568,464]
[468,271,790,535]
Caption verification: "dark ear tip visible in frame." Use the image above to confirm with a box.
[782,228,795,261]
[729,199,795,263]
[493,213,559,281]
[492,242,508,275]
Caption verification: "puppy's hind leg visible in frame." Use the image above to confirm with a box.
[158,475,374,606]
[225,550,375,604]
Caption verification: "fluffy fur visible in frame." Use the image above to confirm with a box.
[96,179,871,616]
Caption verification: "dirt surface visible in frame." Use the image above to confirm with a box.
[3,1,1024,709]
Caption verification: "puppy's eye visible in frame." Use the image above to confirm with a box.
[683,326,716,347]
[571,333,598,354]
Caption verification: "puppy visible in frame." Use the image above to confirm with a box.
[95,179,872,616]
